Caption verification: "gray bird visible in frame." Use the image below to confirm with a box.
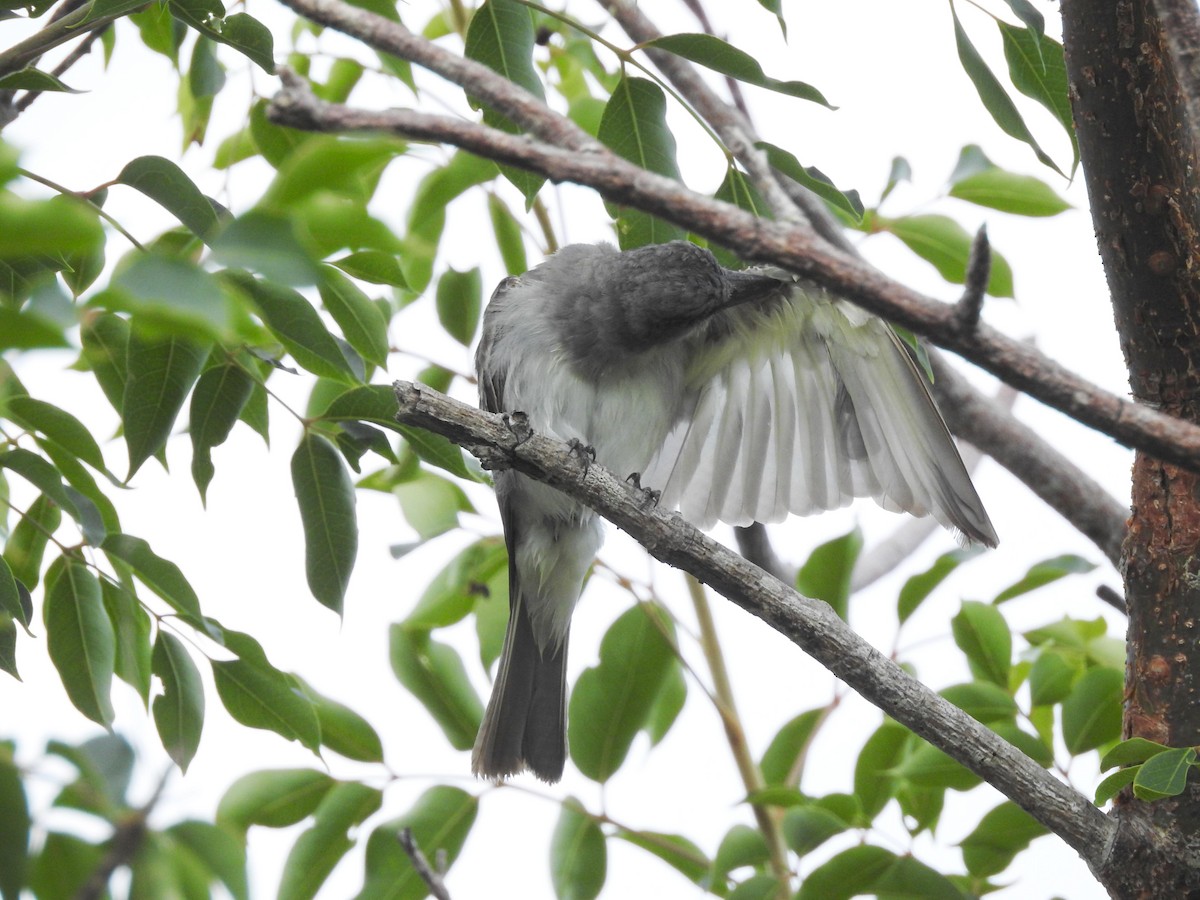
[472,240,996,782]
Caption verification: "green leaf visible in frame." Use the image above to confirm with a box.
[168,0,275,72]
[0,448,103,544]
[642,33,832,107]
[104,254,237,339]
[463,0,546,204]
[279,782,383,900]
[0,557,23,628]
[897,547,983,624]
[152,630,205,771]
[5,396,109,475]
[211,630,321,752]
[796,845,896,900]
[0,193,103,260]
[261,135,401,208]
[949,168,1069,216]
[228,274,357,382]
[854,721,908,821]
[881,214,1014,297]
[189,361,254,501]
[940,681,1018,723]
[116,155,220,243]
[389,625,483,750]
[895,740,982,791]
[217,768,335,832]
[711,824,769,887]
[1100,737,1173,771]
[101,532,202,619]
[1133,747,1196,800]
[950,601,1011,687]
[551,798,606,900]
[711,166,772,267]
[330,250,410,288]
[122,330,209,478]
[393,470,475,540]
[213,212,319,286]
[755,140,864,222]
[27,832,103,897]
[0,616,16,679]
[598,77,685,248]
[292,432,358,614]
[488,194,528,275]
[3,493,60,588]
[295,678,384,762]
[871,855,965,899]
[1095,766,1138,806]
[794,527,863,620]
[0,67,81,93]
[993,553,1096,603]
[999,22,1079,174]
[435,266,483,346]
[357,787,477,900]
[80,312,130,415]
[404,538,507,630]
[44,557,115,727]
[959,800,1048,877]
[1061,666,1123,754]
[166,820,249,900]
[0,743,30,900]
[318,267,390,367]
[951,6,1063,175]
[1028,648,1082,706]
[569,603,677,782]
[643,659,686,745]
[101,579,151,702]
[782,804,849,857]
[760,708,824,785]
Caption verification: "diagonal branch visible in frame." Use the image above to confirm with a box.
[391,378,1118,872]
[268,67,1200,477]
[600,0,1128,574]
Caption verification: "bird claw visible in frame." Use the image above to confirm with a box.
[567,438,596,473]
[626,472,661,507]
[504,411,533,446]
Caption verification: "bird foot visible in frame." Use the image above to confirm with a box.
[626,472,661,507]
[567,438,597,473]
[503,411,533,446]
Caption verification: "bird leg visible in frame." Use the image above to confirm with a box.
[567,438,596,474]
[502,411,533,446]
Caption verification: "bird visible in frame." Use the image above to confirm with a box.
[471,239,997,782]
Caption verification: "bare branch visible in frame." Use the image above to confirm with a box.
[392,379,1118,870]
[268,66,1200,476]
[1154,0,1200,143]
[397,828,452,900]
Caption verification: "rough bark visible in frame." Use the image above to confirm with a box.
[1063,0,1200,893]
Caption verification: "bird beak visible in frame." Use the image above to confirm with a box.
[724,269,781,307]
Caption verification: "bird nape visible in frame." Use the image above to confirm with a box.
[471,240,997,782]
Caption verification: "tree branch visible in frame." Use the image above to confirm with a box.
[391,379,1117,871]
[268,69,1200,475]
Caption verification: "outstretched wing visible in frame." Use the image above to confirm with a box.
[641,275,997,546]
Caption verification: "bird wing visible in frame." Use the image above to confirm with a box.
[641,274,997,546]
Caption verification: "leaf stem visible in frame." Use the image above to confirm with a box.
[17,168,145,251]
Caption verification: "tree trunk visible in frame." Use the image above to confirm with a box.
[1062,0,1200,893]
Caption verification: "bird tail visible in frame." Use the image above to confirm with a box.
[472,587,569,783]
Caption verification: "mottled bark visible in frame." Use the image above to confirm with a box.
[1064,0,1200,893]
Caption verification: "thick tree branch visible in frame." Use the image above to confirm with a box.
[270,65,1200,476]
[391,379,1117,870]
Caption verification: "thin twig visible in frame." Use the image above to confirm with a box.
[397,828,452,900]
[686,574,792,898]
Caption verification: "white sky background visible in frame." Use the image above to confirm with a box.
[2,0,1130,897]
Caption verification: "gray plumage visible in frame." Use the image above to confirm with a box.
[472,240,996,782]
